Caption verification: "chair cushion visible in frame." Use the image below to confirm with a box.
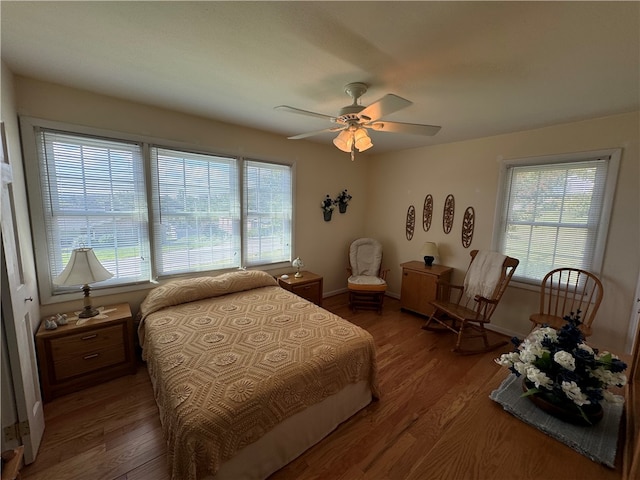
[348,275,387,292]
[350,238,383,276]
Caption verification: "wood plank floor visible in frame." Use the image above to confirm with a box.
[21,294,625,480]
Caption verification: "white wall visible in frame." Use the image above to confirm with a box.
[367,112,640,353]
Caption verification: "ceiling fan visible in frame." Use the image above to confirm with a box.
[275,82,441,160]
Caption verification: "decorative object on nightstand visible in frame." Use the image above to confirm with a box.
[292,257,304,278]
[420,242,439,266]
[53,247,113,318]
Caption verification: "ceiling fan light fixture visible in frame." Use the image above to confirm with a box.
[353,128,373,152]
[333,129,353,152]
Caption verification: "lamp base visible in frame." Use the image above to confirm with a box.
[78,306,100,318]
[294,271,303,278]
[79,283,99,318]
[423,256,435,267]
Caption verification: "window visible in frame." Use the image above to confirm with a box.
[243,160,292,267]
[151,147,240,276]
[34,128,150,291]
[21,118,293,302]
[494,149,620,284]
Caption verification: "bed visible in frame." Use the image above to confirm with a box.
[138,270,380,480]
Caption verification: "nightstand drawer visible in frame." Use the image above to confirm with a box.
[292,283,321,305]
[50,324,124,359]
[53,344,126,381]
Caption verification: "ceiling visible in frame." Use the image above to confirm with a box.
[2,1,639,153]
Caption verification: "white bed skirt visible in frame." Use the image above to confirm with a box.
[205,380,373,480]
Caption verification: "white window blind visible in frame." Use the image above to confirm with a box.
[36,129,150,291]
[496,153,617,283]
[243,160,292,266]
[151,147,241,276]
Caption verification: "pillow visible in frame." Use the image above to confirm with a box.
[140,270,277,319]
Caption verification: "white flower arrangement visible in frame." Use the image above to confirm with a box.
[321,194,336,213]
[495,312,627,417]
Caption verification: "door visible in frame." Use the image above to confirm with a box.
[0,121,44,463]
[626,271,640,356]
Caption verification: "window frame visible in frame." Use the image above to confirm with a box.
[20,116,295,305]
[492,148,620,288]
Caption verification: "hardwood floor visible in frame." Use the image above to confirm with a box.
[21,294,625,480]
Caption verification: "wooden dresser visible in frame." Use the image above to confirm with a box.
[278,271,323,306]
[35,303,136,402]
[400,261,453,317]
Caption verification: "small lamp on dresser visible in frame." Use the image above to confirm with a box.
[53,247,113,318]
[292,257,304,278]
[420,242,440,267]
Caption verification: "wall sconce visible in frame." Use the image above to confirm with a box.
[420,242,440,267]
[54,247,113,318]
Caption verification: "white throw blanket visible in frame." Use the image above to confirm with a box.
[463,250,507,300]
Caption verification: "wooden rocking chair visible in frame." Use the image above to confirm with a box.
[422,250,519,354]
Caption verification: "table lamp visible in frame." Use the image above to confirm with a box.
[54,247,113,318]
[292,257,304,278]
[420,242,439,267]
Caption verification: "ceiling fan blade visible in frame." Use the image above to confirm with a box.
[359,94,412,122]
[275,105,336,122]
[369,121,441,136]
[288,126,344,140]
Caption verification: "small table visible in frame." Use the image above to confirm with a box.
[35,303,136,402]
[278,271,323,306]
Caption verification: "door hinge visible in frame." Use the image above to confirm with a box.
[3,420,29,442]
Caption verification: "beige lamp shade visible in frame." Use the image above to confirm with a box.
[333,130,353,153]
[420,242,440,266]
[54,248,113,286]
[353,128,373,151]
[54,248,113,319]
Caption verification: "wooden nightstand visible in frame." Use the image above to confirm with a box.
[278,271,323,306]
[400,261,453,317]
[35,303,136,402]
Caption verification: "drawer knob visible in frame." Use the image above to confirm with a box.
[81,334,98,340]
[83,353,99,360]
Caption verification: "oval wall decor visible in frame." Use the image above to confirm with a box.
[443,194,455,234]
[462,206,475,248]
[423,194,433,232]
[406,205,416,240]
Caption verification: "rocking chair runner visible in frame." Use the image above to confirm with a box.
[422,250,519,354]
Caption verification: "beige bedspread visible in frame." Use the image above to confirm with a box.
[139,270,379,480]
